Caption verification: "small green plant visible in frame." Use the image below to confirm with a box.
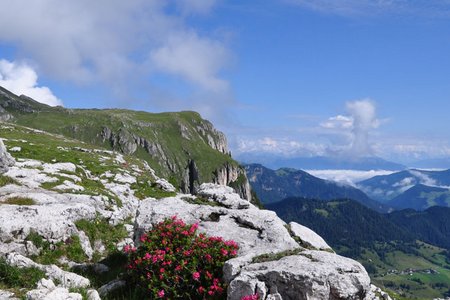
[252,248,303,263]
[181,196,220,207]
[131,179,176,200]
[0,175,19,187]
[26,231,45,249]
[28,234,87,265]
[125,216,239,299]
[75,217,128,256]
[0,257,45,290]
[2,197,36,205]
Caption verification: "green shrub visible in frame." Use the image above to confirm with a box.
[29,234,87,265]
[125,216,239,299]
[75,218,128,255]
[0,257,45,289]
[0,175,18,187]
[2,197,36,205]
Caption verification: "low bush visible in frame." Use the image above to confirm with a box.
[125,216,239,299]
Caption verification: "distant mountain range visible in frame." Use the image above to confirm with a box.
[237,153,406,171]
[245,163,390,212]
[267,197,450,252]
[358,169,450,210]
[266,198,450,298]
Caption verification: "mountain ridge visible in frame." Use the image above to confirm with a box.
[245,163,390,212]
[0,85,253,202]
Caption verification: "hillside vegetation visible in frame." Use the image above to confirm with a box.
[267,198,450,299]
[0,86,248,197]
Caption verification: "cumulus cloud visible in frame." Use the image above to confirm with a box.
[346,99,380,156]
[320,99,381,157]
[0,59,62,106]
[150,31,230,92]
[0,0,229,114]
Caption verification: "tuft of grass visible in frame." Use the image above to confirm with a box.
[131,178,176,200]
[181,196,221,207]
[0,175,19,187]
[75,218,128,256]
[252,248,303,263]
[2,197,36,205]
[69,287,88,300]
[0,257,45,291]
[66,235,88,262]
[26,230,45,249]
[30,235,88,265]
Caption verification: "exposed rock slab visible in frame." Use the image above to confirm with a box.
[289,221,332,251]
[6,253,90,288]
[0,139,15,173]
[228,250,371,300]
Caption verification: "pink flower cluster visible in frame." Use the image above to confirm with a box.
[124,216,239,299]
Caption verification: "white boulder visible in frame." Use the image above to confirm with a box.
[289,221,333,251]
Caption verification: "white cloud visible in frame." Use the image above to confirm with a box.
[307,169,395,186]
[0,59,62,106]
[346,99,380,156]
[319,99,381,157]
[150,31,229,92]
[320,115,353,129]
[408,170,437,186]
[392,177,415,188]
[0,0,228,113]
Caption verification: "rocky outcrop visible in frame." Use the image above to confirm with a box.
[0,127,388,299]
[0,139,15,173]
[134,183,378,300]
[100,127,169,163]
[6,253,90,288]
[214,162,252,202]
[289,222,333,251]
[228,251,370,300]
[181,159,199,194]
[193,118,228,154]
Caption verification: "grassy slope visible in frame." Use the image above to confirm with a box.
[354,242,450,299]
[12,109,235,185]
[0,87,238,189]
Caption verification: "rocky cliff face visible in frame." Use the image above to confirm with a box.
[0,86,251,202]
[0,124,389,300]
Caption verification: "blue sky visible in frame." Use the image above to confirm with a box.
[0,0,450,164]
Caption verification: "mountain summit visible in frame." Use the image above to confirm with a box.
[0,86,253,202]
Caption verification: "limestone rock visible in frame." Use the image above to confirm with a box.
[228,250,371,300]
[197,183,250,209]
[0,290,19,299]
[155,178,176,192]
[366,285,393,300]
[78,230,94,259]
[289,222,333,251]
[26,287,83,300]
[6,253,90,288]
[0,139,15,173]
[87,289,101,300]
